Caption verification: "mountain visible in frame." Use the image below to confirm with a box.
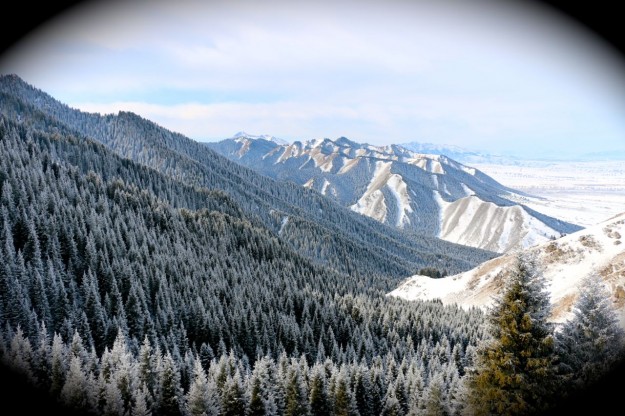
[0,86,494,416]
[400,141,517,165]
[0,73,620,415]
[0,74,496,278]
[403,141,625,163]
[233,130,290,145]
[388,211,625,328]
[207,134,581,252]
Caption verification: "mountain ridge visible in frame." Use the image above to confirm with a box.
[0,73,496,278]
[207,134,581,252]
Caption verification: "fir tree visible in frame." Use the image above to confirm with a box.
[221,370,246,416]
[465,254,558,415]
[556,273,625,391]
[186,359,211,416]
[158,352,182,416]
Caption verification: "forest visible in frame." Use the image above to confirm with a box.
[0,75,624,415]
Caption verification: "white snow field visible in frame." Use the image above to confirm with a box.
[473,161,625,228]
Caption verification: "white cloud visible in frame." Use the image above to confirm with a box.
[2,0,624,158]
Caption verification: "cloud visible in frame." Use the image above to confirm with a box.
[2,0,625,158]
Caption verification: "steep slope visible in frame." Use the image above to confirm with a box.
[389,212,625,327]
[0,110,494,416]
[0,74,496,277]
[208,134,580,252]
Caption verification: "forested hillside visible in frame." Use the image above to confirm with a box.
[0,74,497,279]
[0,93,490,414]
[1,75,621,415]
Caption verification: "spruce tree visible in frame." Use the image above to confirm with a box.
[556,273,625,391]
[465,254,557,415]
[185,360,212,416]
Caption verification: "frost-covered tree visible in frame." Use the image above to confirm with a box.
[186,359,220,416]
[221,370,246,416]
[422,372,447,416]
[556,273,625,390]
[158,352,182,416]
[465,254,558,415]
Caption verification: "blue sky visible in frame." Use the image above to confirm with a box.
[2,0,625,159]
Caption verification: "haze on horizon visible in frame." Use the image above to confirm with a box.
[1,0,625,159]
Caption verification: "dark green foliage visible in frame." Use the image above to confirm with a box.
[417,267,448,279]
[555,274,625,393]
[465,255,558,415]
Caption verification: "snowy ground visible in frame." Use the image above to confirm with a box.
[389,212,625,328]
[473,161,625,227]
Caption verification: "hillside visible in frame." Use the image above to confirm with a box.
[0,74,496,278]
[389,212,625,327]
[0,79,490,416]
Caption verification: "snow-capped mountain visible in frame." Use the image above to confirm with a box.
[388,212,625,327]
[207,135,580,252]
[232,131,290,146]
[400,141,517,165]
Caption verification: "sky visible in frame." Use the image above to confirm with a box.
[1,0,625,159]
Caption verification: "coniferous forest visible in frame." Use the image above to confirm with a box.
[1,75,624,415]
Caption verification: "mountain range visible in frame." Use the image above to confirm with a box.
[207,133,581,252]
[0,73,623,415]
[0,74,496,279]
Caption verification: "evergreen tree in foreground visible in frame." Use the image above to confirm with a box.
[465,254,558,415]
[556,273,625,392]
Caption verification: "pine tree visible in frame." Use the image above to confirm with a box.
[284,360,309,416]
[308,364,331,416]
[221,370,246,416]
[465,254,558,415]
[248,375,266,416]
[49,332,67,397]
[158,352,182,416]
[132,384,152,416]
[186,359,220,416]
[422,372,446,416]
[60,355,90,412]
[556,273,625,390]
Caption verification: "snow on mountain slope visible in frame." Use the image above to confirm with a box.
[207,135,580,252]
[388,212,625,328]
[349,160,414,226]
[436,194,562,252]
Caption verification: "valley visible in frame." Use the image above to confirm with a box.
[0,74,623,416]
[473,161,625,227]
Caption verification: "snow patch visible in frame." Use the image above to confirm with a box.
[460,183,475,196]
[321,179,331,196]
[389,212,625,329]
[337,157,360,174]
[350,161,393,223]
[387,174,414,227]
[278,216,289,235]
[309,147,336,172]
[408,155,445,174]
